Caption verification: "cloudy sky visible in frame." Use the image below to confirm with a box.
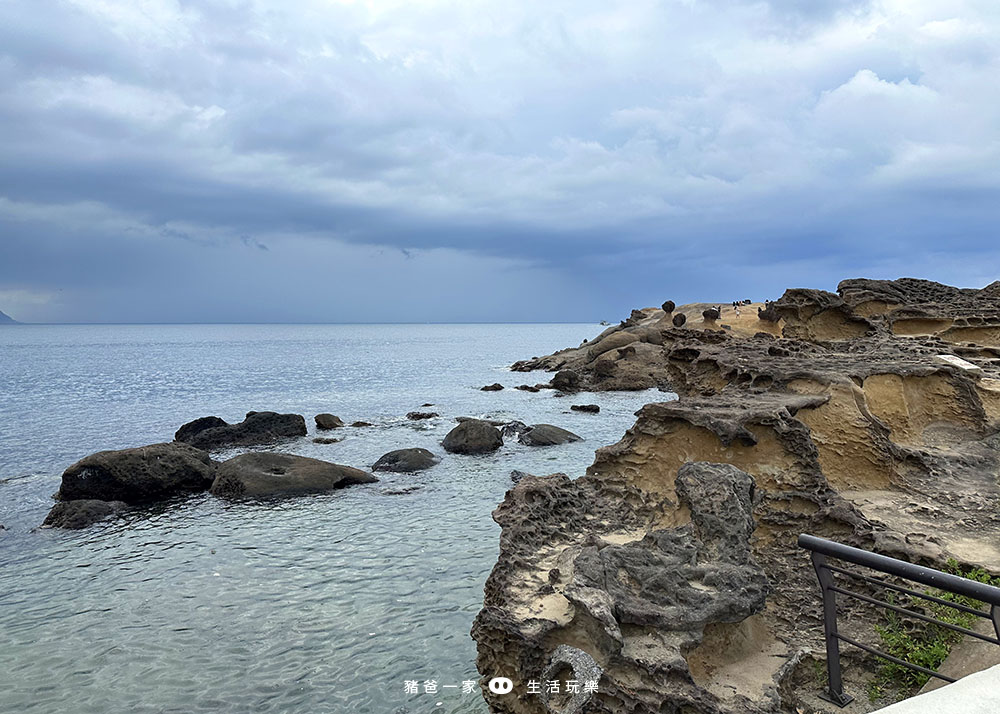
[1,0,998,323]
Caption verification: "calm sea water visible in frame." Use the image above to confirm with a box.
[0,324,666,714]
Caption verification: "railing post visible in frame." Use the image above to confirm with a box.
[811,551,854,707]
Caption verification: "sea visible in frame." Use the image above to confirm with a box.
[0,324,667,714]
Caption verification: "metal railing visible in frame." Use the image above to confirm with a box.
[798,533,1000,707]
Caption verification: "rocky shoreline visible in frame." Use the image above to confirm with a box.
[472,278,1000,713]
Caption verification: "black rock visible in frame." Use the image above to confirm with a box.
[672,313,687,327]
[661,300,675,314]
[702,307,720,320]
[350,421,373,427]
[515,384,541,392]
[510,470,534,483]
[481,383,504,391]
[372,448,439,473]
[174,416,227,443]
[42,499,127,529]
[313,437,341,444]
[519,424,582,446]
[176,412,307,450]
[442,419,503,454]
[551,369,580,391]
[315,413,344,430]
[406,411,439,420]
[211,453,377,499]
[570,404,600,413]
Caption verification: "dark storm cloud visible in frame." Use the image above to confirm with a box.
[0,0,998,322]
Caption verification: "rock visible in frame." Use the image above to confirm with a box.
[551,369,580,391]
[41,499,127,529]
[174,416,227,443]
[672,312,687,327]
[176,412,307,450]
[421,403,434,407]
[372,448,439,473]
[702,307,720,320]
[315,413,344,430]
[350,421,372,427]
[757,301,780,322]
[500,420,529,441]
[480,383,504,391]
[456,416,506,427]
[509,469,534,483]
[662,300,675,313]
[515,384,541,392]
[442,419,503,454]
[406,411,439,420]
[210,453,377,499]
[312,437,341,444]
[56,442,216,504]
[518,423,582,446]
[570,404,600,413]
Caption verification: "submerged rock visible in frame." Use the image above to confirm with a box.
[315,413,344,430]
[372,448,439,473]
[519,424,582,446]
[176,412,307,450]
[350,421,372,427]
[406,411,438,420]
[480,383,504,391]
[442,419,503,454]
[56,442,216,504]
[312,437,341,444]
[42,499,127,529]
[570,404,600,413]
[515,384,541,392]
[211,453,376,499]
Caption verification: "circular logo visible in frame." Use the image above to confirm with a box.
[488,677,513,695]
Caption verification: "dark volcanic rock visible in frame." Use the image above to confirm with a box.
[442,419,503,454]
[406,411,438,420]
[315,413,344,430]
[672,312,687,327]
[480,383,504,391]
[174,416,227,443]
[661,300,675,313]
[551,369,580,391]
[372,448,439,472]
[703,307,721,320]
[57,442,216,504]
[42,499,127,529]
[211,453,376,499]
[176,412,307,450]
[570,404,600,413]
[519,423,582,446]
[515,384,541,392]
[312,437,341,444]
[350,421,372,427]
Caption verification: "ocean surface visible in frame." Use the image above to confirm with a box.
[0,324,668,714]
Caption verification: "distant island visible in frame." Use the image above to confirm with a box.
[0,309,20,324]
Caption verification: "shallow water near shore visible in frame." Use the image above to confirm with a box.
[0,324,667,714]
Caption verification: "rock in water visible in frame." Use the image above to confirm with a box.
[442,419,503,454]
[315,413,344,430]
[570,404,600,413]
[406,411,438,420]
[42,499,127,529]
[480,383,504,391]
[56,442,216,503]
[372,448,439,472]
[211,453,377,499]
[312,437,340,444]
[519,424,582,446]
[551,369,580,391]
[509,470,534,483]
[175,412,307,449]
[672,312,687,327]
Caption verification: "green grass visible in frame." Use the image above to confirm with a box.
[870,559,1000,693]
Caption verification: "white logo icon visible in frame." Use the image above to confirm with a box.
[488,677,513,695]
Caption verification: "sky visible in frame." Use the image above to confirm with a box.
[0,0,998,323]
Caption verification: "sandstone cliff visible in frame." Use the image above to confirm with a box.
[473,278,1000,714]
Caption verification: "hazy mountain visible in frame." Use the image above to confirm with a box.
[0,310,19,324]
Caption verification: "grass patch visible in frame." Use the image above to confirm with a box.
[871,559,1000,692]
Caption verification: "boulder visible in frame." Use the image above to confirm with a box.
[350,421,372,427]
[442,419,503,454]
[703,307,721,321]
[456,416,506,427]
[406,411,438,420]
[551,369,580,390]
[515,384,541,392]
[313,437,341,444]
[672,313,687,327]
[372,448,439,473]
[56,442,216,504]
[570,404,600,413]
[519,424,582,446]
[176,412,307,450]
[661,300,676,313]
[510,470,534,483]
[211,453,377,499]
[42,499,127,529]
[315,413,344,430]
[480,383,504,391]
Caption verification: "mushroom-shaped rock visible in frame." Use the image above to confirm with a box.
[56,442,216,504]
[661,300,675,314]
[702,307,720,321]
[176,412,307,450]
[211,453,376,499]
[372,448,439,473]
[315,413,344,430]
[42,499,127,529]
[672,313,687,327]
[442,419,503,454]
[480,383,504,391]
[519,424,582,446]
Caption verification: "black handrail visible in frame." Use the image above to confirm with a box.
[798,533,1000,707]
